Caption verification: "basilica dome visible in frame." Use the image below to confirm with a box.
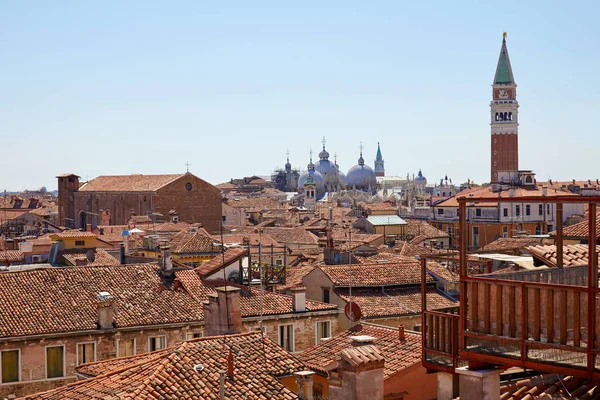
[346,152,377,193]
[298,158,325,199]
[314,144,340,190]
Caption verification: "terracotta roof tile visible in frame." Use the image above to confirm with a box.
[0,250,25,263]
[79,174,185,192]
[527,244,600,268]
[482,237,552,253]
[500,373,600,399]
[51,231,97,239]
[62,248,120,266]
[437,185,577,208]
[300,323,421,379]
[194,248,247,277]
[169,229,219,254]
[405,219,449,239]
[554,213,600,239]
[335,286,457,318]
[25,332,302,400]
[276,264,316,291]
[318,261,431,287]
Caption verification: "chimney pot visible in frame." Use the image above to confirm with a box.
[159,243,173,276]
[349,335,376,346]
[399,325,405,341]
[227,349,234,381]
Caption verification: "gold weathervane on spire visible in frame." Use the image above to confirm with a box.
[503,32,507,39]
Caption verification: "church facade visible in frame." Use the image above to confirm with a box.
[57,173,222,232]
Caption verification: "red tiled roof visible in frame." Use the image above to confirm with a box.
[194,248,247,277]
[62,249,120,266]
[527,244,600,268]
[79,174,185,192]
[148,221,191,233]
[225,197,285,210]
[0,264,338,339]
[0,250,25,263]
[51,231,97,239]
[170,230,219,254]
[335,286,458,318]
[318,261,431,287]
[405,219,449,239]
[500,373,600,399]
[554,213,600,239]
[426,261,459,283]
[0,265,204,338]
[200,279,338,316]
[482,237,552,252]
[216,233,281,247]
[276,264,316,291]
[300,323,421,379]
[25,332,302,400]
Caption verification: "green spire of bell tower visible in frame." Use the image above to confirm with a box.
[494,32,515,85]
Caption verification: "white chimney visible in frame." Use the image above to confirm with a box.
[291,286,306,312]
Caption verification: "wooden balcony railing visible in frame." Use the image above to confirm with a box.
[421,197,600,379]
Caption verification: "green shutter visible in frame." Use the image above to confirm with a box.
[46,347,64,378]
[1,350,19,383]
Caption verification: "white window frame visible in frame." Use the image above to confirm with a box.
[148,335,167,352]
[315,321,332,345]
[0,348,21,383]
[76,341,96,366]
[44,344,66,379]
[277,324,295,352]
[117,338,136,357]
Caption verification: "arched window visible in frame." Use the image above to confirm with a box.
[504,112,508,121]
[525,176,533,184]
[499,113,503,121]
[509,112,512,121]
[495,113,499,121]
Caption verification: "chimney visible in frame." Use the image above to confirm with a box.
[97,291,115,329]
[203,286,242,336]
[327,344,385,400]
[295,371,316,400]
[86,223,92,232]
[398,325,405,341]
[119,244,126,264]
[159,243,173,277]
[542,187,548,197]
[227,349,234,381]
[291,286,306,312]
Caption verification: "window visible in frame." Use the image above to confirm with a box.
[278,324,294,352]
[503,208,508,217]
[526,205,531,216]
[275,259,283,266]
[118,339,135,357]
[322,289,330,303]
[539,204,543,216]
[548,224,553,232]
[185,182,193,191]
[1,350,19,383]
[547,204,551,215]
[502,226,508,238]
[74,240,85,246]
[437,208,444,215]
[515,205,521,216]
[186,332,204,340]
[475,208,482,217]
[77,342,95,366]
[46,346,64,379]
[149,336,166,352]
[316,321,331,344]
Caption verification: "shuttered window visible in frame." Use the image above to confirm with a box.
[148,336,166,352]
[278,325,294,352]
[46,346,64,378]
[1,350,19,383]
[77,343,95,365]
[118,339,135,357]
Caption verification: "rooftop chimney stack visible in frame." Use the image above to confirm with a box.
[399,325,405,342]
[295,371,316,400]
[159,243,173,277]
[203,286,242,336]
[291,286,306,312]
[327,344,385,400]
[97,291,115,329]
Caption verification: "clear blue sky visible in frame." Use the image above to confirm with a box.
[2,1,599,191]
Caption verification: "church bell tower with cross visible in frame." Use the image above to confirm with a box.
[490,32,519,183]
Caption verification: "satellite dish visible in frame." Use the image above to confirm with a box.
[344,302,362,323]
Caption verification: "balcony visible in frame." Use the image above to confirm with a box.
[422,196,600,379]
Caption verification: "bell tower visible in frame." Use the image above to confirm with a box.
[490,32,519,182]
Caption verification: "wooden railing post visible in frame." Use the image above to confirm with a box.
[557,203,563,268]
[587,202,597,375]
